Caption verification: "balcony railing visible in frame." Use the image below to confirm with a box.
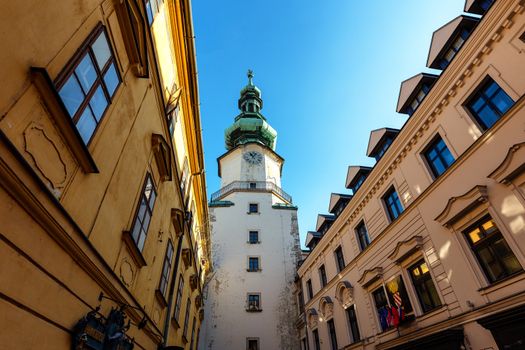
[210,181,292,203]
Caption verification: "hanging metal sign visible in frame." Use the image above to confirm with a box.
[72,306,134,350]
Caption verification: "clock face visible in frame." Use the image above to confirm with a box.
[243,151,263,165]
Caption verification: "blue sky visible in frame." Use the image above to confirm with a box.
[192,0,465,247]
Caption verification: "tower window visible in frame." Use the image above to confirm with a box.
[247,293,261,311]
[248,257,260,271]
[248,203,259,214]
[249,230,259,244]
[247,338,260,350]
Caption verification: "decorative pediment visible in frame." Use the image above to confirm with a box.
[151,134,172,182]
[367,128,399,157]
[388,236,424,264]
[319,296,334,320]
[396,73,438,114]
[306,308,318,329]
[189,274,198,291]
[357,267,383,288]
[335,281,354,309]
[435,185,488,227]
[181,248,192,269]
[114,0,149,77]
[489,142,525,185]
[171,208,185,237]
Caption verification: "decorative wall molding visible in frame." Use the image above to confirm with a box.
[357,267,383,288]
[388,235,424,264]
[335,281,354,309]
[489,141,525,184]
[306,308,318,329]
[319,296,334,320]
[435,185,488,227]
[151,133,172,182]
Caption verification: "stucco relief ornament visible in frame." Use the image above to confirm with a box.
[243,151,263,165]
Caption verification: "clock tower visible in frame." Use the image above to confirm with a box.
[200,72,300,350]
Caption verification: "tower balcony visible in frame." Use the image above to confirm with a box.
[210,181,292,204]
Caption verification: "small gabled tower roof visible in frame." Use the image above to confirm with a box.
[345,166,372,189]
[328,193,353,214]
[396,73,439,114]
[367,128,400,158]
[427,15,480,69]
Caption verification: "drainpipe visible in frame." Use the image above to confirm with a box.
[161,231,184,348]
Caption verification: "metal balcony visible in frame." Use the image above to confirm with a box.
[210,181,292,203]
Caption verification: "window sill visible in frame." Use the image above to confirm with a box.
[154,289,168,309]
[246,308,263,313]
[30,67,99,173]
[122,230,147,268]
[478,270,525,295]
[247,241,261,244]
[415,305,447,322]
[247,269,262,272]
[247,212,260,215]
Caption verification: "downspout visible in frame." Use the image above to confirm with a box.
[161,232,184,348]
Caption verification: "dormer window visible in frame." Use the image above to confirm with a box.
[406,84,431,116]
[374,137,394,161]
[352,174,366,193]
[427,16,479,70]
[438,29,470,70]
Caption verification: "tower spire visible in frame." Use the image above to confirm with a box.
[247,69,254,86]
[224,71,277,151]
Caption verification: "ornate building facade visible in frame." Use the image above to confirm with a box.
[0,0,209,349]
[200,72,301,350]
[296,0,525,349]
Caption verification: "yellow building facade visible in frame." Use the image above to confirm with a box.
[0,0,210,349]
[297,0,525,349]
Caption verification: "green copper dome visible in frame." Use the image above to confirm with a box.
[225,70,277,150]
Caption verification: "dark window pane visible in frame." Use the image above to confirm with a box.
[59,76,84,116]
[104,63,119,97]
[76,108,97,143]
[89,85,108,121]
[467,78,514,131]
[75,54,97,92]
[92,32,112,69]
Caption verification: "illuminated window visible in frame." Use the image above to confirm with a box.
[372,276,413,331]
[409,259,441,313]
[464,216,521,283]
